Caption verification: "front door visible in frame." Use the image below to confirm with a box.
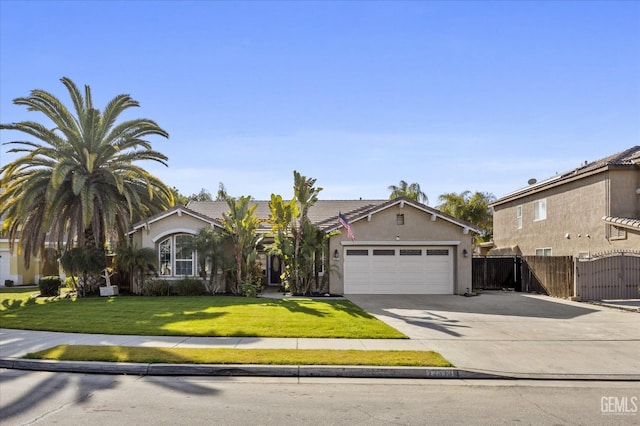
[268,255,283,286]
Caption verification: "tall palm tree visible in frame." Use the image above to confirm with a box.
[388,180,428,204]
[437,191,496,241]
[0,77,174,266]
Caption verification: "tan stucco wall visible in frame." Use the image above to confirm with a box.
[492,167,640,257]
[610,168,640,218]
[133,213,215,249]
[1,240,43,285]
[328,203,474,295]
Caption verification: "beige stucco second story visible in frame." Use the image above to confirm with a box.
[490,146,640,257]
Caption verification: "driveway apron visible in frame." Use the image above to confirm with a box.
[346,292,640,377]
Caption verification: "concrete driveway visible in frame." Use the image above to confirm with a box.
[346,291,640,378]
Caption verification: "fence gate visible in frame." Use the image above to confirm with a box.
[575,254,640,300]
[472,256,521,291]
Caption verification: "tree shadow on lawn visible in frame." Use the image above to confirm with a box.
[262,299,329,318]
[263,298,375,318]
[2,296,395,338]
[1,297,37,311]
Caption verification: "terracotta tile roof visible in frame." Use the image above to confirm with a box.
[603,216,640,230]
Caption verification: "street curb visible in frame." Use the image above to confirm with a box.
[0,358,503,379]
[2,358,639,381]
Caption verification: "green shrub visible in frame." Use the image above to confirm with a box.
[65,276,78,290]
[175,278,205,296]
[240,282,258,298]
[4,280,14,287]
[39,276,62,297]
[141,279,170,296]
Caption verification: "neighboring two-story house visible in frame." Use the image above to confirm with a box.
[490,146,640,258]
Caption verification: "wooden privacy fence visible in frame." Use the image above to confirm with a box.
[575,254,640,300]
[473,253,638,300]
[521,256,574,298]
[472,257,520,290]
[472,256,573,298]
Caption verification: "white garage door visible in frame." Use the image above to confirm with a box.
[343,246,453,294]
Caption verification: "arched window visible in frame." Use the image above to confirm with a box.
[158,234,195,276]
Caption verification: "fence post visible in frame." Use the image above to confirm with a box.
[571,257,580,300]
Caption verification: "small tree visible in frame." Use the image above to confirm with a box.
[188,227,227,293]
[113,243,157,294]
[268,171,327,295]
[59,247,106,297]
[189,188,213,202]
[268,194,298,291]
[220,195,263,295]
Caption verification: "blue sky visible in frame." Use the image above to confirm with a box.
[1,1,639,204]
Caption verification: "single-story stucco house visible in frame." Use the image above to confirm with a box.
[129,197,480,295]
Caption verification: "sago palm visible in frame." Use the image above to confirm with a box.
[0,77,174,266]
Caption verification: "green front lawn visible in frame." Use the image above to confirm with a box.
[26,345,452,367]
[0,290,406,339]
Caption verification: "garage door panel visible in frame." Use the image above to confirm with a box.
[344,246,453,295]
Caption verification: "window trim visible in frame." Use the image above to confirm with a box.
[533,199,547,221]
[609,225,627,241]
[516,205,522,229]
[158,234,197,277]
[535,247,552,256]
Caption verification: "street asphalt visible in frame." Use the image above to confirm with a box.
[1,291,638,380]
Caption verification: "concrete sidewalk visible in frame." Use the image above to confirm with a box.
[0,328,498,379]
[1,292,639,380]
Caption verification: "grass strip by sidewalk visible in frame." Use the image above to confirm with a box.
[25,345,453,367]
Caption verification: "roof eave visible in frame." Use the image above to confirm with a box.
[324,197,481,235]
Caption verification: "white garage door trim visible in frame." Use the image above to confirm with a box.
[343,243,455,295]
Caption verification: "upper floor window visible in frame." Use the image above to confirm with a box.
[159,234,196,276]
[516,205,522,229]
[533,199,547,221]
